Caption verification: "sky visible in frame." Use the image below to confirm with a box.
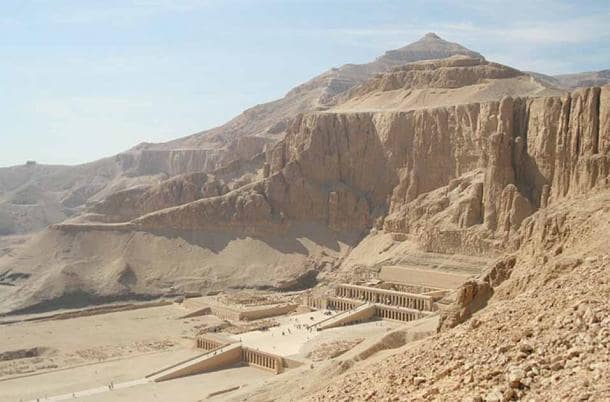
[1,0,609,167]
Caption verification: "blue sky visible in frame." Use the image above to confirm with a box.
[1,0,609,167]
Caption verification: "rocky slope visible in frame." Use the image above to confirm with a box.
[319,190,610,401]
[233,189,609,402]
[548,69,610,90]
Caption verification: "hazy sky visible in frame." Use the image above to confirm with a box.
[1,0,609,167]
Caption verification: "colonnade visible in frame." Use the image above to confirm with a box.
[242,348,282,374]
[210,306,242,321]
[327,297,361,311]
[196,336,227,350]
[304,294,326,309]
[375,306,423,322]
[385,283,438,294]
[335,284,434,311]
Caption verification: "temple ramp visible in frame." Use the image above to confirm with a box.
[147,343,242,382]
[314,303,376,330]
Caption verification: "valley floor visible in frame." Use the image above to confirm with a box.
[0,299,405,402]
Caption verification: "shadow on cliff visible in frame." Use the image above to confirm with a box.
[517,151,548,209]
[146,222,363,255]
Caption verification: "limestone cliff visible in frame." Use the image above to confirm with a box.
[131,86,609,253]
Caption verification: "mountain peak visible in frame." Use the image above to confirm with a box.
[377,33,484,65]
[423,32,441,39]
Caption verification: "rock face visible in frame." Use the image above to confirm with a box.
[89,172,229,222]
[348,56,522,95]
[109,85,609,256]
[552,69,610,90]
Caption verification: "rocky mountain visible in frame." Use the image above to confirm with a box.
[2,34,607,241]
[553,69,610,89]
[531,69,610,90]
[0,33,484,237]
[3,44,609,315]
